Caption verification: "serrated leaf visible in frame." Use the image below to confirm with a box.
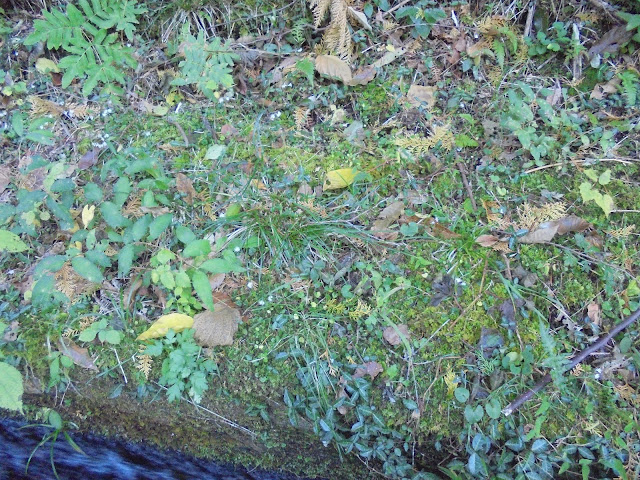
[579,182,600,202]
[176,225,197,244]
[148,213,172,240]
[0,362,24,412]
[71,256,104,283]
[136,313,194,340]
[183,239,211,258]
[101,201,131,228]
[0,230,28,253]
[191,269,215,311]
[118,244,135,277]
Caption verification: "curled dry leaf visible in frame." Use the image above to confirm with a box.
[315,55,352,84]
[137,313,194,340]
[176,173,196,205]
[58,337,98,371]
[383,324,410,346]
[371,200,404,239]
[520,215,590,244]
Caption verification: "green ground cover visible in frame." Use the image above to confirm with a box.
[1,0,640,478]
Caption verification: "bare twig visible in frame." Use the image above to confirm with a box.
[523,1,537,38]
[167,117,190,147]
[503,307,640,416]
[456,162,477,211]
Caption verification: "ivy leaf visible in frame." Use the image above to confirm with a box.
[71,256,104,283]
[464,404,484,423]
[191,269,215,311]
[595,194,615,217]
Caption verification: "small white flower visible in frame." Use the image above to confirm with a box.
[234,246,240,253]
[247,281,254,289]
[258,300,265,306]
[267,295,273,302]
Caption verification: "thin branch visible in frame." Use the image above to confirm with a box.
[503,307,640,416]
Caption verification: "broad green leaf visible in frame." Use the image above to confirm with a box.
[71,256,104,283]
[45,196,74,230]
[148,213,172,240]
[324,168,358,190]
[128,214,152,242]
[101,201,131,228]
[12,113,24,137]
[0,230,28,253]
[118,244,135,277]
[199,258,230,274]
[485,398,502,419]
[183,239,211,257]
[99,330,121,345]
[0,362,24,412]
[136,313,194,340]
[464,404,484,423]
[84,183,103,202]
[176,225,197,244]
[192,269,215,311]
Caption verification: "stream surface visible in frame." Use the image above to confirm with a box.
[1,417,323,480]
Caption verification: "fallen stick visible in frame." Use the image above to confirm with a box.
[503,307,640,416]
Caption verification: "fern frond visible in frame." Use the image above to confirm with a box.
[294,107,310,130]
[311,0,331,27]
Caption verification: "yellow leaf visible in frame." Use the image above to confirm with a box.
[323,168,359,191]
[82,205,95,228]
[136,313,194,340]
[35,58,60,74]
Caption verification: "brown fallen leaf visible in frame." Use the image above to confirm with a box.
[192,299,241,347]
[587,302,601,326]
[520,215,590,244]
[176,173,196,205]
[346,66,376,86]
[220,124,239,137]
[383,324,410,346]
[475,234,500,247]
[353,361,383,380]
[519,223,559,244]
[431,222,461,239]
[371,200,404,239]
[78,149,101,170]
[0,166,12,194]
[315,55,352,84]
[406,84,436,109]
[58,337,98,371]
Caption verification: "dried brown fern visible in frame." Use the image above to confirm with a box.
[310,0,352,60]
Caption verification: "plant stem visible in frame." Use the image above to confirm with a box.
[503,306,640,416]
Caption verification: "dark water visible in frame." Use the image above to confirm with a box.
[1,418,322,480]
